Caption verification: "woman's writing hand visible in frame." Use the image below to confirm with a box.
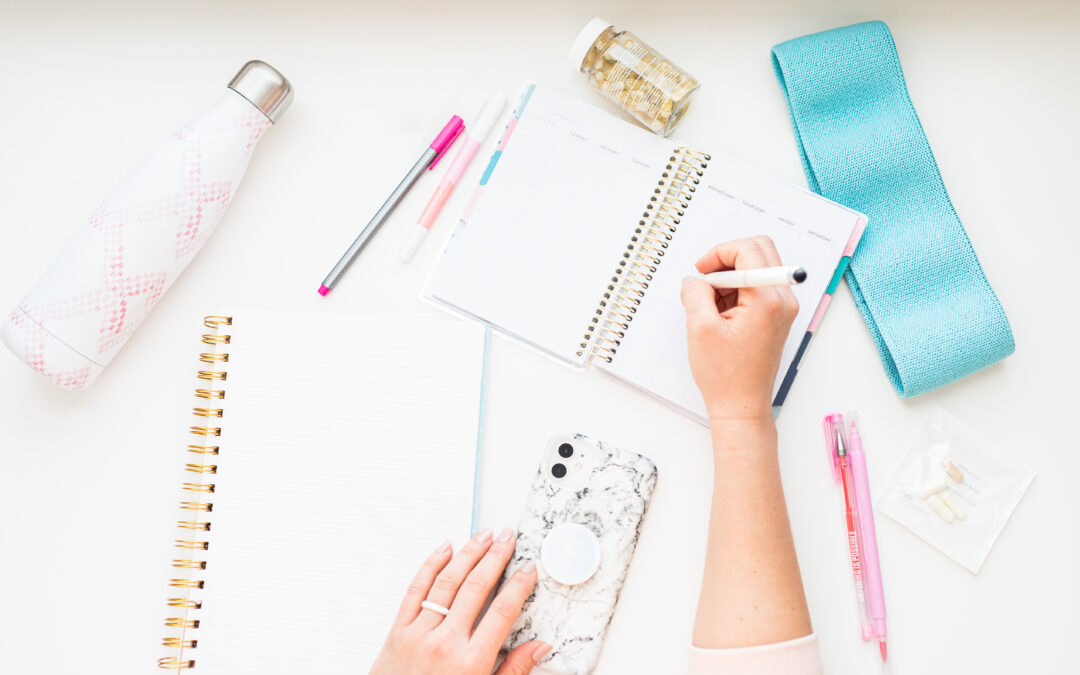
[680,236,799,426]
[370,528,550,675]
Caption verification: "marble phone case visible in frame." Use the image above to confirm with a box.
[499,433,658,675]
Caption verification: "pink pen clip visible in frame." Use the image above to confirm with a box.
[428,115,465,169]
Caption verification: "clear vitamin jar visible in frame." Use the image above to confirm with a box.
[569,17,700,136]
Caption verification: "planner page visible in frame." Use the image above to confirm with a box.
[603,154,865,423]
[427,83,673,364]
[188,310,486,674]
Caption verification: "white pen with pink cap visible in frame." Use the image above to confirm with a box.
[399,91,507,262]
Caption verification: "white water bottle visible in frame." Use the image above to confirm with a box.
[1,60,292,390]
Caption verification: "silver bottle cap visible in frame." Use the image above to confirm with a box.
[228,60,293,123]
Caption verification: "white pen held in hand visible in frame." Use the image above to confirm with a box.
[696,265,807,288]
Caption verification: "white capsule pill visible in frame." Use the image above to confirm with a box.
[942,459,964,482]
[917,474,948,498]
[939,490,968,520]
[928,494,955,523]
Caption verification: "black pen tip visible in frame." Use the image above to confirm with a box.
[793,267,808,283]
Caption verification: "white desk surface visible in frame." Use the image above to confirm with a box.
[1,1,1077,673]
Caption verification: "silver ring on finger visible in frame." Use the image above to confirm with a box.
[420,600,451,617]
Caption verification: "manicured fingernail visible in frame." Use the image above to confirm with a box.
[434,540,451,554]
[495,527,515,543]
[532,643,554,663]
[474,528,493,544]
[521,560,536,575]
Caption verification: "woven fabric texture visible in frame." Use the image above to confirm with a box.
[771,20,1014,397]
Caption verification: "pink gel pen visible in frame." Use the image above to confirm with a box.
[847,418,889,663]
[828,417,872,646]
[399,92,507,262]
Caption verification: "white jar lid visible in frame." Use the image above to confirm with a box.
[568,16,613,71]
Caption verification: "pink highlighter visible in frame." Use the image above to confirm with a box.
[399,92,507,262]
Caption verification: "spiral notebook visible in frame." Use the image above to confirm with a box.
[426,83,867,423]
[158,310,487,673]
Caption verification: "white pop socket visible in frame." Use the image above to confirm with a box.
[540,522,601,586]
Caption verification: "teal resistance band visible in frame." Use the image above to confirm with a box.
[771,21,1014,397]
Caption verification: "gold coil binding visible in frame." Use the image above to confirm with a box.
[158,657,194,670]
[167,598,202,609]
[160,316,231,670]
[162,637,198,649]
[578,148,710,364]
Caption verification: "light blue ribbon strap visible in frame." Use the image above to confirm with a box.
[771,21,1014,397]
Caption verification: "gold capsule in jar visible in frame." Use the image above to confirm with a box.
[569,17,700,136]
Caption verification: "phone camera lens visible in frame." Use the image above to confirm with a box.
[558,443,574,458]
[551,463,567,478]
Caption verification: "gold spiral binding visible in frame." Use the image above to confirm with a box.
[172,558,207,569]
[158,657,194,670]
[160,315,232,671]
[162,638,198,649]
[167,598,202,609]
[169,578,205,589]
[578,148,710,364]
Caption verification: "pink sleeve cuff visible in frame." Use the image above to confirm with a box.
[688,633,822,675]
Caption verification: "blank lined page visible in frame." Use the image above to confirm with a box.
[603,154,863,423]
[189,310,485,673]
[427,83,672,364]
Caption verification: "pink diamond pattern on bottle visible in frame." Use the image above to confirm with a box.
[1,90,274,390]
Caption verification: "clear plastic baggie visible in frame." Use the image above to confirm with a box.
[878,408,1035,574]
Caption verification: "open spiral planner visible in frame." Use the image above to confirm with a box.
[158,310,487,672]
[427,83,867,423]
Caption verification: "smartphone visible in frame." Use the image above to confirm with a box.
[498,433,658,675]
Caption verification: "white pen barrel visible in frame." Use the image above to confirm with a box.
[700,265,804,288]
[737,266,797,287]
